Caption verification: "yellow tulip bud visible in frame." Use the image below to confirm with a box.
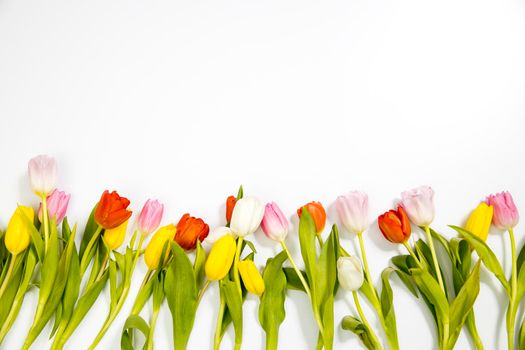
[205,234,236,281]
[465,202,494,241]
[102,220,129,250]
[144,224,177,270]
[5,205,35,255]
[238,260,265,296]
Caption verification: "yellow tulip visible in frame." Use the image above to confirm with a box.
[102,220,129,250]
[238,260,265,296]
[5,205,34,255]
[144,224,177,270]
[205,234,236,281]
[465,202,494,241]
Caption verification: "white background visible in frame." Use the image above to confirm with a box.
[1,0,525,349]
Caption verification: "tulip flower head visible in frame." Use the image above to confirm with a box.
[400,186,435,227]
[465,202,493,241]
[230,196,264,237]
[28,155,57,197]
[337,256,364,292]
[226,195,237,224]
[38,190,70,224]
[205,226,233,247]
[137,199,164,235]
[336,192,369,235]
[261,202,289,241]
[378,206,412,244]
[297,201,326,235]
[174,213,210,250]
[205,234,237,281]
[486,191,519,230]
[238,260,265,296]
[144,224,177,270]
[103,219,129,250]
[5,205,35,255]
[94,190,132,230]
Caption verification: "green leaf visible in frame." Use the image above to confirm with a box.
[450,225,510,296]
[447,262,481,349]
[220,279,243,348]
[121,314,150,350]
[298,208,318,290]
[283,267,307,292]
[429,228,452,260]
[236,185,244,200]
[130,272,157,315]
[79,204,99,259]
[391,255,418,297]
[36,220,60,316]
[193,241,206,289]
[164,241,198,350]
[259,251,287,350]
[243,240,257,254]
[341,316,376,350]
[380,267,399,348]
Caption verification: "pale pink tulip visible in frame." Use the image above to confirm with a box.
[137,199,164,235]
[28,155,57,196]
[261,202,289,241]
[400,186,435,227]
[486,191,519,230]
[39,190,70,223]
[336,191,369,235]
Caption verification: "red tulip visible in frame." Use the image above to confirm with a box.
[297,201,326,234]
[226,195,236,224]
[94,190,132,230]
[175,213,210,250]
[378,206,411,243]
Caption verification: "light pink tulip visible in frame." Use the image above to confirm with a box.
[400,186,435,227]
[137,199,164,235]
[28,155,57,196]
[486,191,519,230]
[261,202,289,241]
[336,191,369,235]
[39,189,70,223]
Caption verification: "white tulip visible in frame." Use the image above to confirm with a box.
[337,256,364,292]
[230,196,264,237]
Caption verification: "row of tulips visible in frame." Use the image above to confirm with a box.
[0,154,522,350]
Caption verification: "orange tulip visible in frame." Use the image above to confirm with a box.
[226,195,236,224]
[174,213,210,250]
[94,190,132,230]
[297,201,326,234]
[378,206,411,243]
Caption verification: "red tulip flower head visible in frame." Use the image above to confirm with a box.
[94,190,133,230]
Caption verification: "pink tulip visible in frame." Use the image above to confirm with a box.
[39,189,70,223]
[486,191,519,230]
[400,186,435,227]
[28,155,57,196]
[336,191,369,235]
[261,202,289,241]
[137,199,164,235]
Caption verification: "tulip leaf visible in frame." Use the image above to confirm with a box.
[0,258,23,325]
[447,262,481,349]
[259,250,287,350]
[36,219,60,319]
[450,225,510,296]
[130,271,158,316]
[516,260,525,303]
[121,314,150,350]
[243,239,257,254]
[380,267,399,347]
[164,241,198,350]
[341,315,376,350]
[429,228,452,260]
[391,255,419,297]
[79,204,99,259]
[236,185,244,200]
[193,241,206,289]
[282,267,307,292]
[519,315,525,350]
[220,279,243,349]
[298,208,318,292]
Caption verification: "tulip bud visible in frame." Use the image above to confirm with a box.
[261,202,289,241]
[38,190,70,224]
[103,220,129,250]
[174,213,210,250]
[5,205,35,255]
[226,195,236,224]
[465,202,494,241]
[297,201,326,235]
[336,192,369,235]
[337,256,364,292]
[230,196,264,237]
[144,224,177,270]
[205,235,236,281]
[486,191,519,230]
[378,206,412,244]
[28,155,57,196]
[137,199,164,235]
[400,186,435,227]
[94,190,132,230]
[238,260,265,296]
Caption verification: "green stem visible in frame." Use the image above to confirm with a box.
[316,234,324,247]
[79,226,103,276]
[353,291,383,350]
[507,228,517,350]
[0,253,16,300]
[42,194,50,253]
[130,269,154,315]
[145,307,160,350]
[424,226,445,292]
[357,232,375,292]
[233,236,244,298]
[197,280,211,305]
[403,241,423,268]
[214,295,226,350]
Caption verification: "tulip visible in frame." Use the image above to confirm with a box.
[205,235,236,281]
[337,256,364,292]
[400,186,435,227]
[226,195,236,224]
[378,206,412,244]
[230,196,264,237]
[336,191,369,235]
[297,201,326,234]
[465,202,494,241]
[137,199,164,235]
[144,224,177,270]
[261,202,289,241]
[28,155,57,196]
[238,260,265,296]
[94,190,132,230]
[174,213,210,250]
[205,226,233,246]
[38,190,70,224]
[5,205,35,255]
[486,191,519,230]
[103,220,129,250]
